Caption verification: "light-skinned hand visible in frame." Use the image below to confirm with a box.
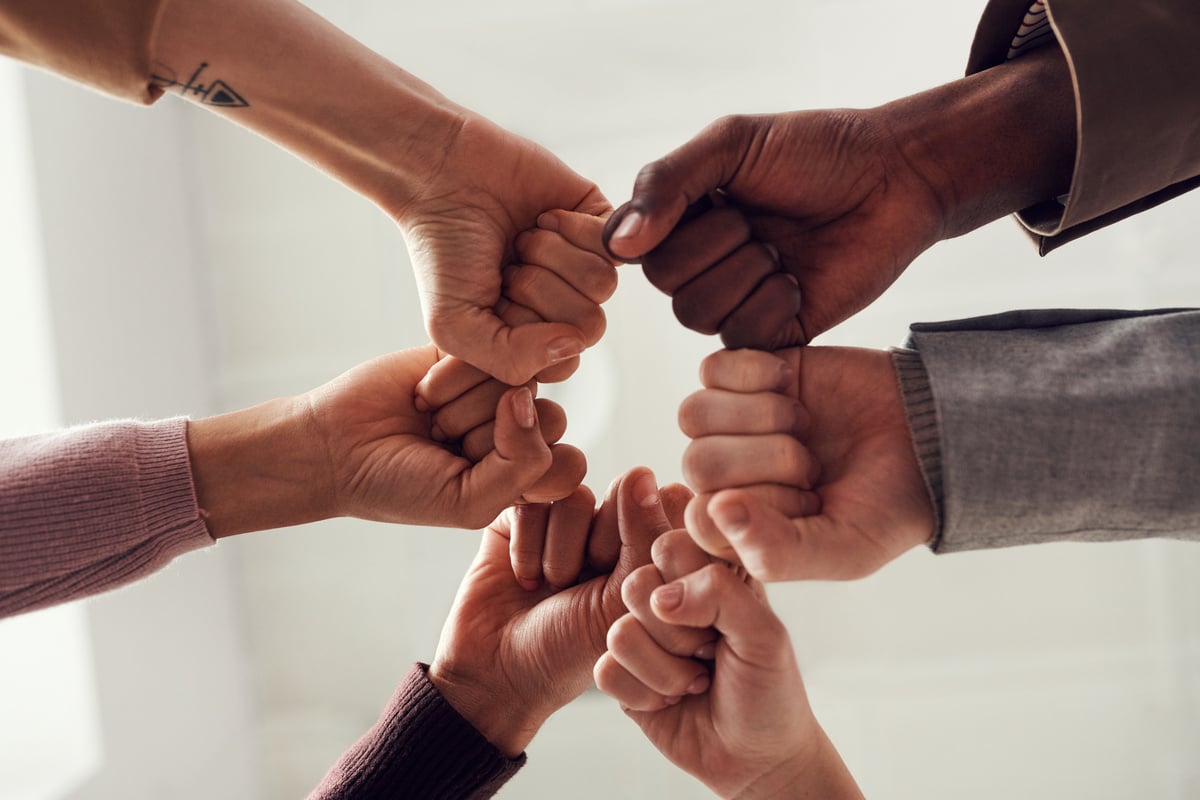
[397,115,614,385]
[428,467,689,756]
[595,529,864,799]
[679,346,934,580]
[188,345,572,537]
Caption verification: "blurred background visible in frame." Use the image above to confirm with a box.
[1,1,1198,797]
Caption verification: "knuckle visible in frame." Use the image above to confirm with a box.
[606,614,640,654]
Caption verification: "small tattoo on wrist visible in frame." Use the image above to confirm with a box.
[151,62,249,108]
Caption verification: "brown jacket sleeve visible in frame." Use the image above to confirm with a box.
[0,0,168,104]
[970,0,1200,253]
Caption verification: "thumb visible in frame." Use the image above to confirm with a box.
[650,562,785,667]
[708,489,883,582]
[611,467,675,587]
[431,306,586,387]
[603,117,754,262]
[456,387,553,527]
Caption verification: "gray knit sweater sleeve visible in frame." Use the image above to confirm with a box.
[893,308,1200,553]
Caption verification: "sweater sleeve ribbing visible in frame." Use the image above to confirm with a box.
[0,417,213,618]
[308,663,525,800]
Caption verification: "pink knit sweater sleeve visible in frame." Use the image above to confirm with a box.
[0,417,214,618]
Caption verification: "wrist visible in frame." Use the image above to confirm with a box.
[186,395,333,539]
[427,660,547,759]
[731,726,863,800]
[875,42,1075,241]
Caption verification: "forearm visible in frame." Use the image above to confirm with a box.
[876,41,1075,242]
[152,0,465,216]
[186,395,331,539]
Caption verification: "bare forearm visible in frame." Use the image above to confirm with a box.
[876,42,1076,241]
[186,396,332,539]
[152,0,465,216]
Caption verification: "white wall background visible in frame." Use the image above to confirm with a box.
[4,1,1199,798]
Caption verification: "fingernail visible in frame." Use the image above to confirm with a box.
[686,673,711,695]
[784,273,800,288]
[694,641,717,661]
[430,423,447,442]
[511,387,537,430]
[633,470,660,508]
[652,582,683,611]
[611,210,643,243]
[664,695,683,706]
[536,211,559,232]
[518,576,541,591]
[414,395,431,413]
[547,337,584,364]
[764,242,781,264]
[711,501,750,538]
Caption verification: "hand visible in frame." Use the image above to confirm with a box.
[602,109,943,349]
[395,115,613,385]
[188,345,569,537]
[680,347,934,580]
[595,530,863,800]
[601,46,1076,349]
[414,209,618,406]
[412,361,588,506]
[427,467,689,757]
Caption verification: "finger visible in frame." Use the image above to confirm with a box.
[685,485,818,565]
[718,272,803,351]
[432,378,521,442]
[614,467,676,580]
[659,483,693,531]
[708,489,889,581]
[502,263,607,346]
[603,117,753,261]
[650,562,789,668]
[640,206,752,295]
[683,433,820,493]
[520,443,587,505]
[537,209,618,263]
[429,307,586,387]
[606,613,711,698]
[510,502,551,590]
[587,472,623,571]
[621,558,715,660]
[519,225,619,303]
[461,398,567,462]
[415,356,493,413]
[671,241,779,335]
[594,651,680,712]
[456,386,553,527]
[496,287,580,384]
[650,528,713,583]
[543,485,598,588]
[678,388,809,439]
[533,357,580,384]
[698,348,795,393]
